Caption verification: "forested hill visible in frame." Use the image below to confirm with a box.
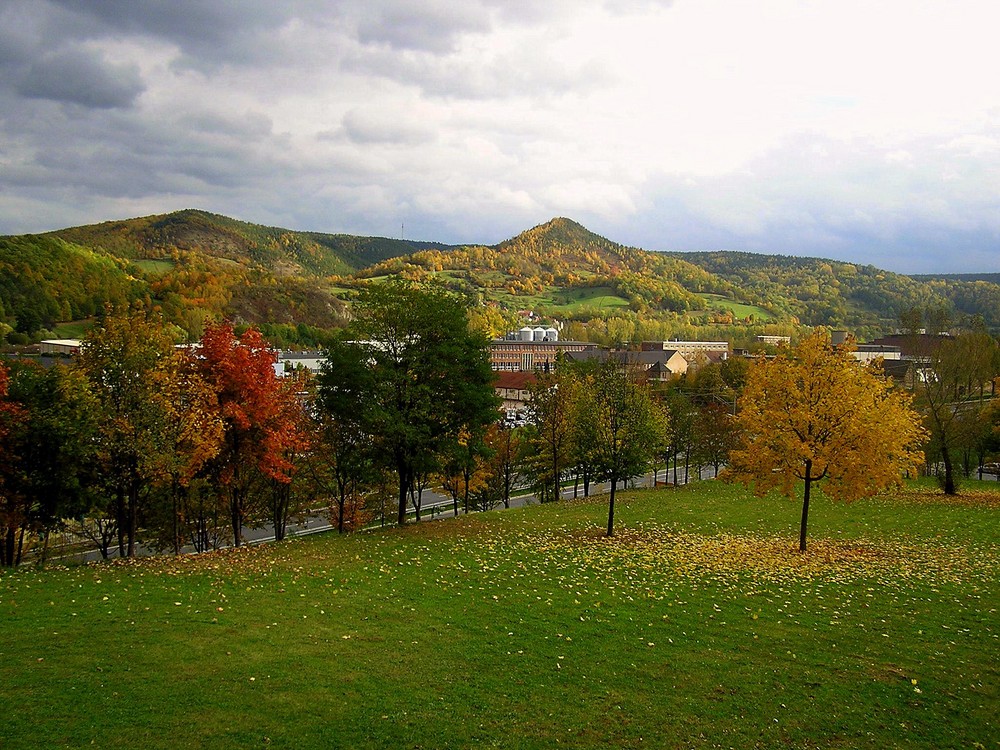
[670,250,1000,331]
[5,209,1000,345]
[49,209,455,277]
[359,217,734,313]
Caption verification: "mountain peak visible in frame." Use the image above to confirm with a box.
[496,217,619,252]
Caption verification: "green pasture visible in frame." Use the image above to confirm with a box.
[1,480,997,749]
[551,286,630,312]
[132,259,175,276]
[697,293,774,321]
[51,319,94,339]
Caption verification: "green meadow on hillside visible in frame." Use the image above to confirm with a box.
[696,293,775,322]
[1,481,997,749]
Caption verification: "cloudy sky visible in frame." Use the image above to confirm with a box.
[1,0,998,273]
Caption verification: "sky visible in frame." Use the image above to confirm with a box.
[1,0,998,274]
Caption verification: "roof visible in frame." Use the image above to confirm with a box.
[494,371,539,390]
[563,350,682,366]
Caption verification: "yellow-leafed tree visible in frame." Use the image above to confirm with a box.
[727,330,925,551]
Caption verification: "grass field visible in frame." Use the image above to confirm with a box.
[551,286,631,313]
[50,319,94,339]
[1,480,997,749]
[697,293,774,322]
[132,259,175,275]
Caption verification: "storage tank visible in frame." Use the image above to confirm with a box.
[519,326,535,342]
[544,327,558,342]
[532,327,547,341]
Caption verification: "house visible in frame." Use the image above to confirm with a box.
[494,371,537,412]
[562,349,688,381]
[641,340,729,358]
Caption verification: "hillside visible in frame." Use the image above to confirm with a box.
[0,235,143,340]
[1,210,458,344]
[49,209,454,277]
[357,217,735,317]
[672,251,1000,332]
[4,210,1000,345]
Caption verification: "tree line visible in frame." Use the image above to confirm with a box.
[2,282,999,566]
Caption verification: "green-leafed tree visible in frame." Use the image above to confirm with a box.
[315,338,378,533]
[527,368,579,504]
[578,358,664,536]
[78,306,179,557]
[0,362,100,566]
[343,280,499,526]
[918,331,1000,494]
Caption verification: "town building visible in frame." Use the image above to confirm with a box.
[39,339,82,355]
[562,348,689,381]
[494,371,537,412]
[489,340,599,372]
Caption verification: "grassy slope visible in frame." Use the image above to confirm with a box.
[696,293,775,322]
[1,484,998,749]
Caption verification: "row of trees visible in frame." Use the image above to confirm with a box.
[0,281,505,566]
[0,307,309,566]
[3,281,998,565]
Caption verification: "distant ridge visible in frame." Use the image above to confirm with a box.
[910,272,1000,284]
[4,208,1000,343]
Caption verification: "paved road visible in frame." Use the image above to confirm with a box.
[50,465,718,564]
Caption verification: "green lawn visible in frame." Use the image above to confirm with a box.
[1,480,997,748]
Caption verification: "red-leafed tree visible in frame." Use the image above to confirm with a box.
[197,323,309,545]
[0,363,27,565]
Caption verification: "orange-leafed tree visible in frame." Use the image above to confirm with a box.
[727,330,926,551]
[197,323,308,545]
[147,349,226,554]
[439,425,491,516]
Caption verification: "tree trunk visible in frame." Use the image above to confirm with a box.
[172,484,181,556]
[2,526,14,567]
[799,460,812,552]
[396,466,410,526]
[15,526,26,567]
[40,530,51,566]
[126,482,138,558]
[941,445,957,495]
[606,477,617,537]
[115,488,126,558]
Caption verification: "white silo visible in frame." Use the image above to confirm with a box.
[544,327,558,342]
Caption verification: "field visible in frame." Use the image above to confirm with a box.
[697,293,774,322]
[131,259,176,275]
[551,286,631,313]
[1,480,997,749]
[51,319,94,339]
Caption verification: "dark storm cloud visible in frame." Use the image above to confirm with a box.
[16,47,144,108]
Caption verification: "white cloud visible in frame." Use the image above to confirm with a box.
[1,0,999,272]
